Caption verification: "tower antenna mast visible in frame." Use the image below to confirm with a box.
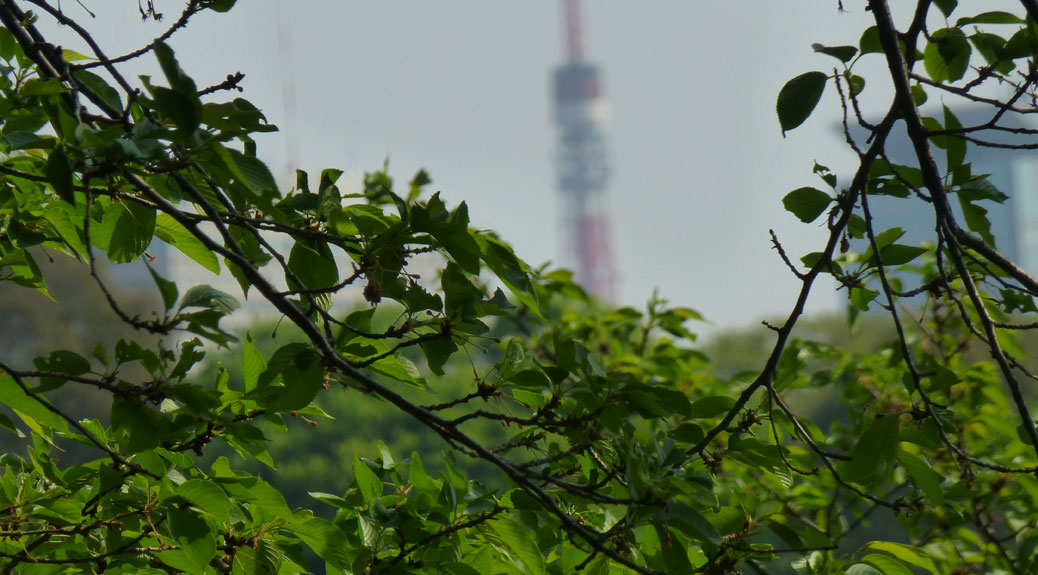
[553,0,618,302]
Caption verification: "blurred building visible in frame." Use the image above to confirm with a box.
[852,105,1038,277]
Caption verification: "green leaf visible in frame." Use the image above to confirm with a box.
[288,239,339,291]
[960,198,995,246]
[847,74,865,96]
[942,106,966,170]
[499,340,525,379]
[421,336,457,376]
[911,84,928,106]
[42,204,86,257]
[783,187,832,223]
[153,41,198,96]
[367,354,424,388]
[241,336,265,394]
[508,369,551,390]
[45,145,74,204]
[840,415,899,485]
[690,395,736,419]
[846,565,884,575]
[166,508,217,573]
[178,284,239,315]
[150,86,201,135]
[477,234,538,314]
[969,32,1008,67]
[353,454,382,504]
[110,397,167,453]
[176,479,232,523]
[897,451,944,504]
[665,501,722,545]
[155,213,220,274]
[656,524,696,573]
[0,413,18,434]
[32,349,90,377]
[95,200,157,264]
[932,0,957,17]
[776,71,828,135]
[408,451,441,492]
[32,349,91,391]
[0,376,69,435]
[924,28,971,83]
[957,11,1024,26]
[1001,288,1037,313]
[0,248,49,297]
[148,266,179,311]
[263,344,324,411]
[0,27,17,60]
[199,0,237,12]
[812,43,857,63]
[224,147,278,199]
[489,517,546,575]
[73,69,122,112]
[669,422,705,444]
[871,244,929,267]
[282,517,354,569]
[859,26,882,54]
[861,541,938,574]
[21,79,67,96]
[861,554,914,575]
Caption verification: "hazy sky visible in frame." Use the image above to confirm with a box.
[42,1,978,331]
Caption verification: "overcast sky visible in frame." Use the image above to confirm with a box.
[42,1,1007,331]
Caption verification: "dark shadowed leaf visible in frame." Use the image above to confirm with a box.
[812,43,858,62]
[783,187,832,223]
[840,415,899,485]
[690,396,736,419]
[933,0,957,17]
[45,145,74,204]
[777,71,828,135]
[178,285,239,315]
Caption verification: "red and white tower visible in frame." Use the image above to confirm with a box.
[553,0,618,302]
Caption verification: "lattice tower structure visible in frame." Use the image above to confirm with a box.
[553,0,617,302]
